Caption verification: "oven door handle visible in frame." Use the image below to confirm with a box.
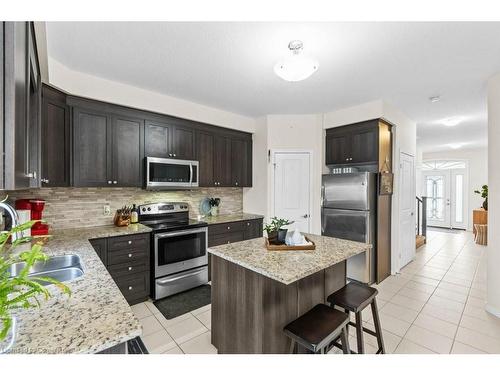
[156,269,205,285]
[154,227,207,239]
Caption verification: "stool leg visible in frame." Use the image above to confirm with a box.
[289,339,296,354]
[340,326,351,354]
[345,308,350,336]
[370,299,386,354]
[355,311,365,354]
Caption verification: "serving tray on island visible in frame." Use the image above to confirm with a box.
[265,236,316,251]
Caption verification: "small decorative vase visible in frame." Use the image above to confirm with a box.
[0,317,17,354]
[267,230,279,245]
[210,206,219,216]
[277,229,288,244]
[483,198,488,211]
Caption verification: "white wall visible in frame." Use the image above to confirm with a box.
[422,147,488,231]
[243,114,323,234]
[48,58,256,133]
[323,100,417,274]
[266,114,324,235]
[242,116,268,218]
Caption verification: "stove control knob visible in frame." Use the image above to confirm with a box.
[142,208,146,212]
[147,207,151,211]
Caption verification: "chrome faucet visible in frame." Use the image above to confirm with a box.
[0,200,23,241]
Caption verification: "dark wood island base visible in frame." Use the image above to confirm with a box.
[211,255,347,354]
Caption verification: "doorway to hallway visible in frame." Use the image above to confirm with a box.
[421,160,468,230]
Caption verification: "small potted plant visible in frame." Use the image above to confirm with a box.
[474,185,488,210]
[209,198,221,216]
[264,217,294,245]
[0,219,71,353]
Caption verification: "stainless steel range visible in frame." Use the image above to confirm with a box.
[138,202,208,300]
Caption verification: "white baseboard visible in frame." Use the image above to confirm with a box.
[485,303,500,318]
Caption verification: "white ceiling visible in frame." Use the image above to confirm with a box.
[46,22,500,152]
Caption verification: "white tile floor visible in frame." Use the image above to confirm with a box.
[131,228,498,354]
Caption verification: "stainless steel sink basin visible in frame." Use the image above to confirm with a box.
[8,254,84,285]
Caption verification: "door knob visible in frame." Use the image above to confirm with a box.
[303,214,309,218]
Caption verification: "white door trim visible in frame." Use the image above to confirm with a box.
[270,150,314,233]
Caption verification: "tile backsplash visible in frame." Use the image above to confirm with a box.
[5,187,243,229]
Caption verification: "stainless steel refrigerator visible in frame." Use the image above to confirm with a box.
[321,172,377,284]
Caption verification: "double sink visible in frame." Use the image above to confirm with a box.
[8,254,84,286]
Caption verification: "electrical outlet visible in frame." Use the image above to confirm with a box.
[103,204,111,216]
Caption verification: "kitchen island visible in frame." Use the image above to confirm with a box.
[208,234,370,354]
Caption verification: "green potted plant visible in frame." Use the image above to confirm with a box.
[209,198,220,216]
[474,185,488,210]
[264,217,294,245]
[0,219,71,353]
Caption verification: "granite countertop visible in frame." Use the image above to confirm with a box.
[6,224,152,354]
[202,213,264,225]
[208,233,370,285]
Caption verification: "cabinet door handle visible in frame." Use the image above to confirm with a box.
[128,266,133,271]
[235,181,238,186]
[128,253,132,258]
[227,226,231,230]
[247,222,250,226]
[41,178,49,184]
[108,181,112,184]
[128,286,133,290]
[113,181,118,184]
[227,241,230,244]
[173,153,176,157]
[128,240,132,245]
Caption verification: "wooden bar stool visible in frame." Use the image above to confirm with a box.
[283,304,351,354]
[327,282,385,354]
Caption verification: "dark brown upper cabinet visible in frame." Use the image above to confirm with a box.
[73,107,110,187]
[2,22,41,190]
[325,120,379,165]
[144,120,195,160]
[173,125,195,160]
[213,136,232,187]
[41,85,70,187]
[111,115,144,187]
[231,138,252,187]
[73,108,144,187]
[195,130,215,186]
[144,120,171,158]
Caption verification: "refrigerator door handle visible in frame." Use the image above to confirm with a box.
[321,184,325,207]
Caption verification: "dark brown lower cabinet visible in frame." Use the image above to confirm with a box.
[89,233,150,305]
[208,218,263,280]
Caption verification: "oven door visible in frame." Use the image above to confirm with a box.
[146,157,199,189]
[154,227,208,277]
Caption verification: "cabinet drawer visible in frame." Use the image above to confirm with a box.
[115,272,150,304]
[107,234,149,253]
[209,221,245,235]
[209,231,245,247]
[107,247,148,266]
[108,258,149,278]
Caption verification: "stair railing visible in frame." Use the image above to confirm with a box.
[416,196,427,240]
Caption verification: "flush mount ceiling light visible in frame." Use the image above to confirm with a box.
[274,40,319,82]
[429,95,441,103]
[441,116,464,127]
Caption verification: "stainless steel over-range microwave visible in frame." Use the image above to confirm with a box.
[145,157,199,189]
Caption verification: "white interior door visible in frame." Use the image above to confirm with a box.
[400,152,416,268]
[422,168,467,229]
[273,152,311,232]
